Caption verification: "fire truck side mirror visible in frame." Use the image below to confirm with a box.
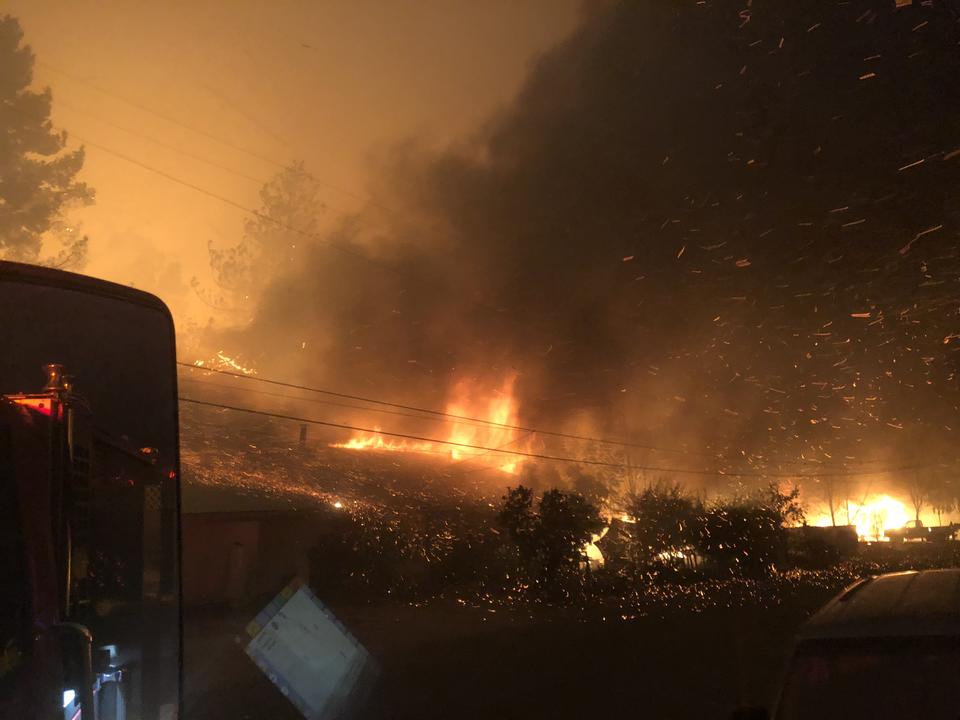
[0,261,181,720]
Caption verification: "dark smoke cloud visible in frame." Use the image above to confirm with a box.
[232,0,960,478]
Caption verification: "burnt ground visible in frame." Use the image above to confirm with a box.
[183,597,821,720]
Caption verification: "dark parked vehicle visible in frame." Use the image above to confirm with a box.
[885,520,958,543]
[774,570,960,719]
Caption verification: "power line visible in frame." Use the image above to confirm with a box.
[0,102,406,287]
[179,376,549,433]
[175,396,742,474]
[56,98,268,186]
[39,60,382,209]
[452,431,537,476]
[66,132,377,266]
[178,395,948,478]
[26,75,948,473]
[182,374,547,470]
[179,373,912,472]
[22,91,770,403]
[177,362,710,457]
[13,88,558,333]
[40,61,287,169]
[179,364,924,467]
[202,82,294,155]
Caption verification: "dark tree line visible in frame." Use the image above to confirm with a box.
[623,481,805,577]
[307,481,814,606]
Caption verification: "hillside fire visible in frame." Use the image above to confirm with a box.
[332,375,527,474]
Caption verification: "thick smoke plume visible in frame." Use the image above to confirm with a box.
[228,0,960,482]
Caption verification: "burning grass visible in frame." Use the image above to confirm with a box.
[331,374,528,475]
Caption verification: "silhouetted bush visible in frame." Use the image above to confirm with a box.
[625,481,704,569]
[696,484,803,577]
[498,485,604,599]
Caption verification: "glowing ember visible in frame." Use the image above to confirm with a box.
[193,351,258,375]
[333,375,527,473]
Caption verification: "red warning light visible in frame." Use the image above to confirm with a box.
[10,397,52,416]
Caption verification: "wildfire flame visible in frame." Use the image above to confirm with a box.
[849,495,909,542]
[584,526,609,569]
[333,375,526,474]
[810,494,909,542]
[336,433,437,455]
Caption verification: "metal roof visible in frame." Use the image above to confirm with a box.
[799,569,960,640]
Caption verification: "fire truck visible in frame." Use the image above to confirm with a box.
[0,262,181,719]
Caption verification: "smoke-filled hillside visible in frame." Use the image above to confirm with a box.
[225,0,960,477]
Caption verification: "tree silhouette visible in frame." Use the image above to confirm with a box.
[697,484,802,576]
[498,485,603,596]
[498,485,537,556]
[200,161,323,312]
[809,476,849,527]
[626,481,703,564]
[536,489,604,586]
[0,15,93,267]
[904,474,931,525]
[929,472,957,526]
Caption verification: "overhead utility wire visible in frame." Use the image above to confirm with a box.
[177,362,707,457]
[39,60,382,208]
[55,98,268,185]
[180,376,557,434]
[21,92,749,395]
[179,372,912,470]
[182,376,715,467]
[25,86,935,470]
[40,61,288,170]
[178,396,951,479]
[65,132,375,265]
[14,99,583,330]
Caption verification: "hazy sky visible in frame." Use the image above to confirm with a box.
[3,0,579,323]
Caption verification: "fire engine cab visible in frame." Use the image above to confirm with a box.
[0,261,181,720]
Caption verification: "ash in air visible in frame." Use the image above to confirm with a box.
[212,0,960,494]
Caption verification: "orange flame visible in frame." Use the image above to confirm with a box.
[808,494,910,542]
[333,375,526,474]
[850,495,909,542]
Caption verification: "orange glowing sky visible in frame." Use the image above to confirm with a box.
[4,0,579,324]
